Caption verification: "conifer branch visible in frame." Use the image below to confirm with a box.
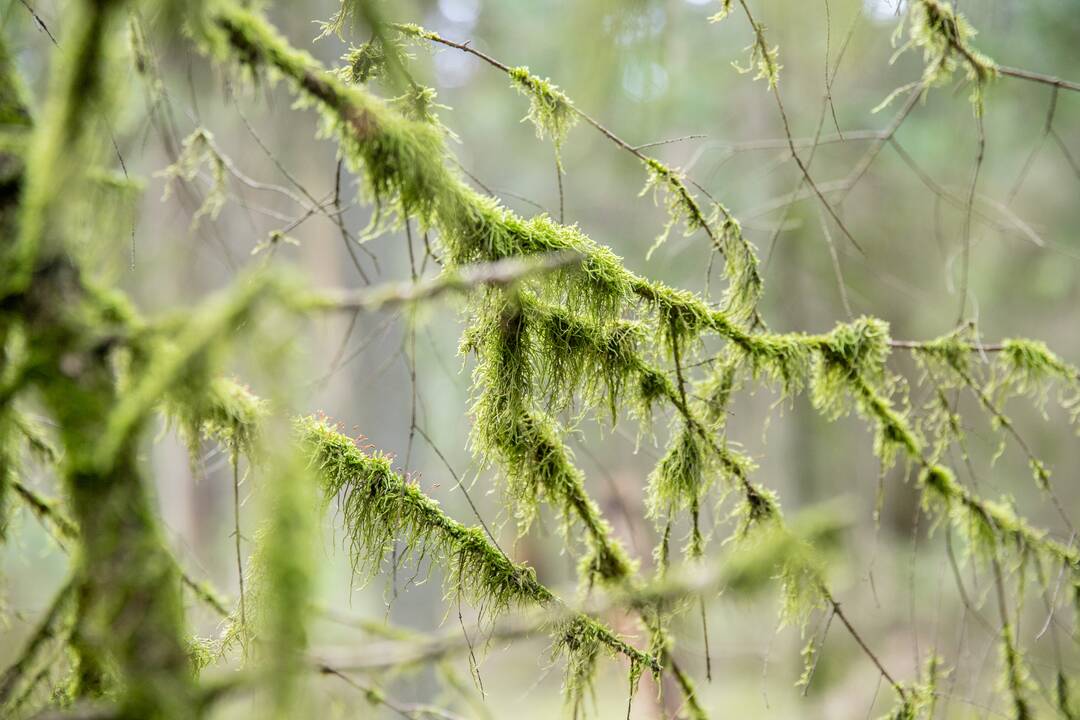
[11,478,78,541]
[2,1,1076,718]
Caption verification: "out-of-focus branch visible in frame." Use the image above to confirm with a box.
[306,251,581,313]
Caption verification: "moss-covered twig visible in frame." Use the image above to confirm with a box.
[197,7,1080,716]
[298,415,661,675]
[394,22,764,325]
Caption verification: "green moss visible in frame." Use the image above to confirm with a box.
[810,316,890,419]
[157,129,227,231]
[994,338,1079,413]
[647,425,709,520]
[299,416,660,675]
[920,462,1080,576]
[317,0,366,40]
[7,0,129,300]
[303,414,550,610]
[708,0,733,23]
[508,66,577,166]
[731,15,782,89]
[165,377,266,462]
[339,41,390,85]
[887,0,998,113]
[97,270,281,473]
[809,317,920,469]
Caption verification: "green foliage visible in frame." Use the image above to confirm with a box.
[318,0,367,40]
[810,318,918,469]
[7,0,130,299]
[394,21,764,322]
[648,425,710,520]
[166,377,266,461]
[640,158,706,257]
[918,463,1079,576]
[98,270,286,473]
[880,656,944,720]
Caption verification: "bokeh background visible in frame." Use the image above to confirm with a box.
[2,0,1079,717]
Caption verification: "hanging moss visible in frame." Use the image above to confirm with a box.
[339,41,390,85]
[157,129,227,231]
[298,415,660,675]
[879,655,944,720]
[809,317,920,469]
[647,425,710,520]
[317,0,367,40]
[166,377,266,464]
[508,66,578,167]
[731,14,782,89]
[993,338,1080,414]
[708,0,734,24]
[1,3,1072,717]
[393,22,764,322]
[886,0,998,114]
[97,271,284,473]
[998,621,1033,720]
[919,463,1079,573]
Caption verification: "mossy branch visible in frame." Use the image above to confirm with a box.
[298,415,661,675]
[888,0,999,114]
[395,22,764,324]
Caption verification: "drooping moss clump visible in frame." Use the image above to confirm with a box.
[884,0,998,113]
[508,66,577,164]
[299,415,660,681]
